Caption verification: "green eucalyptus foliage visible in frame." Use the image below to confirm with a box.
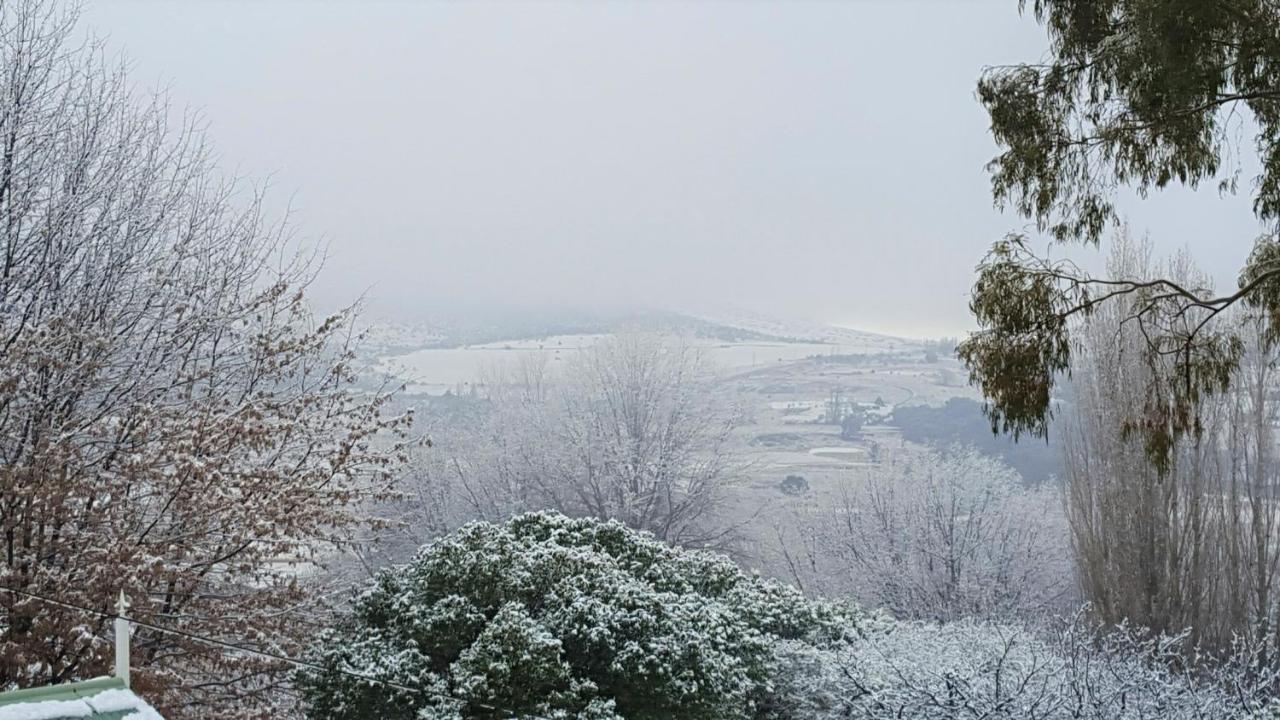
[962,0,1280,472]
[959,236,1073,441]
[982,0,1280,243]
[296,513,862,720]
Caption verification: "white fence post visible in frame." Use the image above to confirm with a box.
[114,591,130,688]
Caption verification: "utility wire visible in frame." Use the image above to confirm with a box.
[1,586,553,720]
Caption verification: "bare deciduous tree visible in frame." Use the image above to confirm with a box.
[0,1,410,716]
[776,447,1071,622]
[1065,232,1280,655]
[403,334,745,551]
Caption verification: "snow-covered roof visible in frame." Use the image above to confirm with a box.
[0,677,163,720]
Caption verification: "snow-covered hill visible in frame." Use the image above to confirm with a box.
[679,306,917,351]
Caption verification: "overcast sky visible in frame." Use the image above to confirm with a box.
[83,0,1265,337]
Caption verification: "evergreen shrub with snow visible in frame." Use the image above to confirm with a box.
[296,512,862,720]
[299,512,1280,720]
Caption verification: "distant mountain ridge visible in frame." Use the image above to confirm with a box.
[680,306,914,347]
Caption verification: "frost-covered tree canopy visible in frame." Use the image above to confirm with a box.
[776,447,1071,622]
[296,512,864,720]
[773,612,1280,720]
[421,334,745,551]
[0,0,411,715]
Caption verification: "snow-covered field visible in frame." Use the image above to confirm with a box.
[376,332,910,395]
[809,447,865,460]
[364,313,980,508]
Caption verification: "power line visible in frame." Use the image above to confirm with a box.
[2,586,552,720]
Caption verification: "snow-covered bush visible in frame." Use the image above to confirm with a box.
[301,513,1280,720]
[771,609,1280,719]
[297,512,864,720]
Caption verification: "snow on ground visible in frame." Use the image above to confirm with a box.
[376,333,906,395]
[809,447,865,460]
[681,306,915,349]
